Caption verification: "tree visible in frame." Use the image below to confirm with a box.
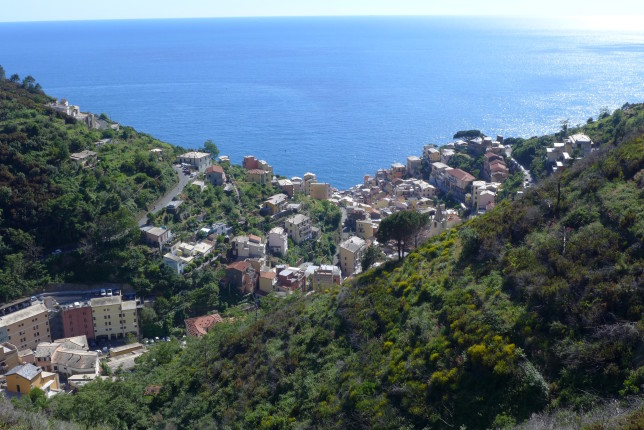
[377,210,429,260]
[361,244,383,272]
[0,64,5,81]
[21,75,36,90]
[9,73,20,83]
[203,139,219,158]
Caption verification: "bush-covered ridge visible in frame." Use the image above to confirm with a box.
[43,107,643,429]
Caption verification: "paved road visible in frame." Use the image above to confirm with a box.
[138,165,191,227]
[510,157,533,189]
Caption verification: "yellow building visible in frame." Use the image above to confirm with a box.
[0,342,21,374]
[90,297,139,341]
[246,169,270,185]
[310,183,331,200]
[339,236,367,277]
[356,219,375,240]
[5,363,59,395]
[0,304,51,352]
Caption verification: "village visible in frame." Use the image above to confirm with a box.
[0,100,597,399]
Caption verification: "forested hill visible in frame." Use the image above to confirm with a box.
[0,78,179,301]
[47,107,643,429]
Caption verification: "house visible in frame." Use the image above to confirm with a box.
[90,296,139,341]
[567,133,593,155]
[211,221,233,237]
[306,265,342,289]
[356,219,375,240]
[276,266,306,292]
[284,214,312,244]
[140,226,171,249]
[165,200,184,214]
[70,150,97,168]
[246,169,270,185]
[242,155,259,170]
[277,179,295,197]
[445,168,475,197]
[218,155,230,165]
[191,180,207,191]
[406,156,422,176]
[205,165,226,186]
[184,313,224,338]
[440,148,455,164]
[258,160,274,176]
[339,236,367,277]
[177,151,212,172]
[423,145,441,162]
[263,194,289,216]
[163,252,193,274]
[60,301,94,340]
[5,363,59,395]
[0,304,51,351]
[258,270,277,294]
[268,227,288,256]
[225,261,257,293]
[429,162,452,189]
[291,177,304,193]
[303,172,317,195]
[390,163,405,179]
[35,336,99,378]
[231,235,266,259]
[0,342,20,374]
[484,152,509,182]
[310,183,332,200]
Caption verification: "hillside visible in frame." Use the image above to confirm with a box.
[43,107,643,429]
[0,78,180,300]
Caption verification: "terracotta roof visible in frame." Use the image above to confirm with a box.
[260,271,276,279]
[248,234,261,243]
[185,313,224,337]
[447,168,475,182]
[227,261,250,272]
[206,165,224,174]
[484,152,502,159]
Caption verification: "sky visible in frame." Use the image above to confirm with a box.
[1,0,643,26]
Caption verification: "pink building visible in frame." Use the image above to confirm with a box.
[242,155,259,170]
[61,303,94,340]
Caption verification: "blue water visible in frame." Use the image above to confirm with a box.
[2,17,644,189]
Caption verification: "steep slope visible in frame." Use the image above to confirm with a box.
[49,108,643,429]
[0,79,179,300]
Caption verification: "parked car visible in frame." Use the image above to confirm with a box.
[30,296,37,302]
[100,289,106,297]
[106,289,112,297]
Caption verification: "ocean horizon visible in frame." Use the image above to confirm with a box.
[2,16,644,189]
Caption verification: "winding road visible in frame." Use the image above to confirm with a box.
[137,165,191,227]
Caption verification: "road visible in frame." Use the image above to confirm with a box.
[510,157,533,189]
[137,165,191,227]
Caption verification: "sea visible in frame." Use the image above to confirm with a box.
[1,17,644,189]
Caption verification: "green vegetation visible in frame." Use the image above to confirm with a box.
[2,68,644,429]
[453,129,485,139]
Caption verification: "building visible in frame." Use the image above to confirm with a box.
[268,227,288,256]
[205,165,226,186]
[177,151,212,172]
[90,297,139,341]
[307,265,342,289]
[277,179,295,197]
[225,261,257,293]
[339,236,367,277]
[391,163,405,179]
[423,145,441,162]
[310,183,332,200]
[70,150,98,168]
[231,235,266,259]
[140,226,172,249]
[0,342,21,374]
[567,133,593,155]
[5,363,59,395]
[184,313,224,338]
[163,252,193,274]
[257,160,274,176]
[445,168,475,198]
[276,266,306,292]
[406,156,422,176]
[242,155,259,170]
[60,302,94,340]
[263,194,289,216]
[0,304,51,351]
[35,336,98,378]
[284,214,312,244]
[303,172,317,195]
[356,219,376,240]
[246,169,270,185]
[258,270,277,294]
